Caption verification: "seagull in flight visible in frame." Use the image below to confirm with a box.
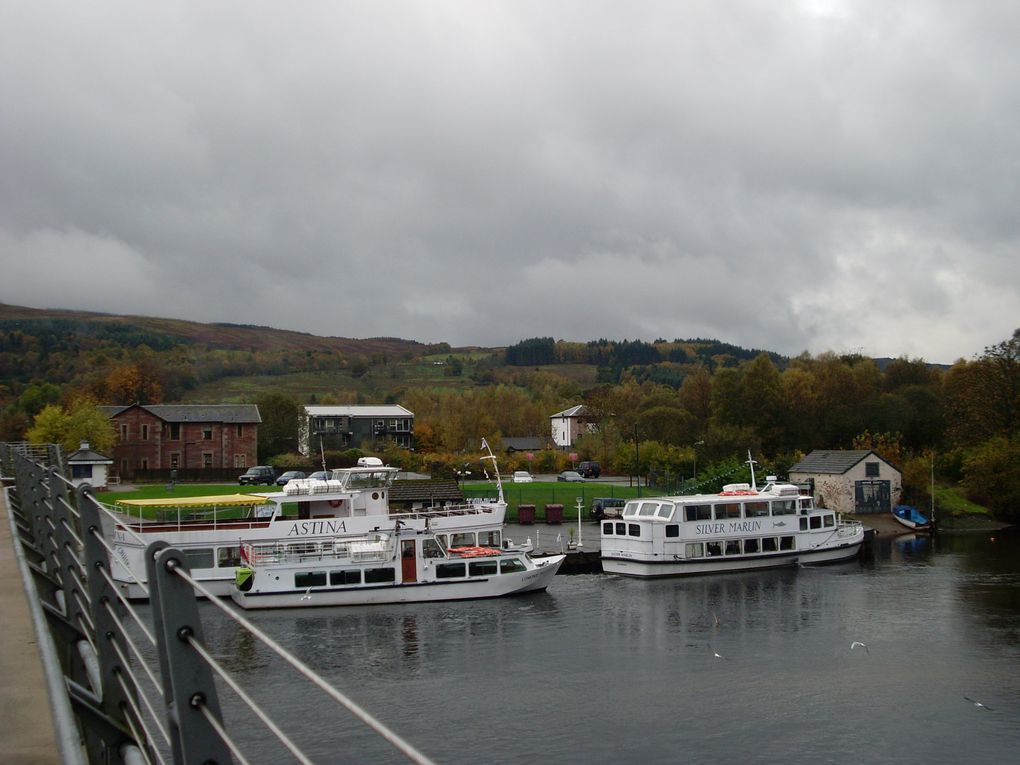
[964,696,993,711]
[850,641,869,654]
[300,587,312,601]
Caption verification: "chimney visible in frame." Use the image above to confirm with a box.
[80,440,90,451]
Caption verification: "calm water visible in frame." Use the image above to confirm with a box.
[197,530,1020,765]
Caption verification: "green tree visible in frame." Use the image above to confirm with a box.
[255,392,302,459]
[26,399,116,454]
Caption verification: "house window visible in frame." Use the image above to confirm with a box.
[202,452,213,468]
[140,459,148,471]
[141,424,149,440]
[121,459,129,475]
[120,424,128,441]
[236,424,243,437]
[234,454,246,468]
[865,462,880,477]
[169,423,181,440]
[170,453,180,469]
[202,428,213,440]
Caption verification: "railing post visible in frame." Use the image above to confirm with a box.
[147,541,234,765]
[78,485,139,738]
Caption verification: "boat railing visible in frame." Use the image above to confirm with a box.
[242,536,395,566]
[395,500,504,520]
[0,441,437,765]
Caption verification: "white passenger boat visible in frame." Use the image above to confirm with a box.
[600,472,865,578]
[107,463,511,599]
[230,526,565,609]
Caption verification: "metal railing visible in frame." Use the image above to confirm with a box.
[0,442,438,765]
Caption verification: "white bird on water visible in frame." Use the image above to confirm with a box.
[964,696,993,711]
[850,641,869,654]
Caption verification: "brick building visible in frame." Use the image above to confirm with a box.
[100,404,261,480]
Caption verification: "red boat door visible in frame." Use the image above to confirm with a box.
[401,540,417,583]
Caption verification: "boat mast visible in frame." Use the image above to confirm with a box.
[480,438,505,505]
[746,451,759,491]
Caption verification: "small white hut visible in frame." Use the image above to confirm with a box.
[66,441,114,490]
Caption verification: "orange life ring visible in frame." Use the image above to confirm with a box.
[328,499,343,508]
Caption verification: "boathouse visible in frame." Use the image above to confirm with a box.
[788,449,902,515]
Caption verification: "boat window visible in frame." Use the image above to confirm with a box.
[799,518,808,531]
[780,536,795,550]
[685,543,704,558]
[665,525,680,538]
[365,568,396,583]
[468,561,498,576]
[638,502,659,517]
[744,538,760,554]
[436,563,465,579]
[706,541,723,557]
[295,571,327,588]
[823,515,835,527]
[622,501,642,518]
[422,539,445,558]
[500,559,526,574]
[725,540,741,555]
[183,548,214,570]
[745,502,769,518]
[477,530,501,547]
[330,570,361,585]
[656,503,674,519]
[684,504,712,522]
[628,524,641,537]
[714,503,741,520]
[451,533,475,547]
[799,499,813,511]
[810,515,822,529]
[616,522,626,535]
[602,522,614,535]
[772,500,797,516]
[217,546,241,568]
[762,538,778,552]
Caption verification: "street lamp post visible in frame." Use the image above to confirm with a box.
[693,440,705,485]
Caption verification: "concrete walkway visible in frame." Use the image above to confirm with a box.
[0,486,61,765]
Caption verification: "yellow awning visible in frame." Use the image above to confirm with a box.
[115,494,271,509]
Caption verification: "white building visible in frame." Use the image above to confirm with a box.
[66,441,114,490]
[788,449,902,515]
[550,405,595,449]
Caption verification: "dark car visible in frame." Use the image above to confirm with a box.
[238,466,278,485]
[307,470,330,482]
[275,470,306,486]
[557,470,585,482]
[577,461,601,478]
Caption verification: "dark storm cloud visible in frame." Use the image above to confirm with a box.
[2,1,1018,362]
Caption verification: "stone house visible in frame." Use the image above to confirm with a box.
[100,404,261,480]
[788,449,902,515]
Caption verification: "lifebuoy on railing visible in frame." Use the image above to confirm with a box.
[328,499,343,508]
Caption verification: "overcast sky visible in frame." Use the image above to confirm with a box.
[2,1,1018,364]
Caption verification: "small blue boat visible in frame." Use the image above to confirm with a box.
[892,504,932,531]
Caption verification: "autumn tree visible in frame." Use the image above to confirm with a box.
[27,398,116,454]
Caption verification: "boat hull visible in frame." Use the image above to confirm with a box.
[230,555,565,609]
[602,541,862,578]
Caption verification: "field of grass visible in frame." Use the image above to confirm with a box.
[464,480,645,520]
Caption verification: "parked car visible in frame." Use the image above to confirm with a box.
[306,470,330,482]
[557,470,585,483]
[275,470,307,486]
[576,460,601,478]
[591,497,626,520]
[512,470,534,483]
[238,466,278,485]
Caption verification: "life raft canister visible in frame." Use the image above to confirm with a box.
[235,567,254,592]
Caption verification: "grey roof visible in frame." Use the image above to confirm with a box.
[551,405,588,419]
[67,446,112,463]
[100,404,262,424]
[788,450,877,475]
[388,479,464,504]
[502,437,550,452]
